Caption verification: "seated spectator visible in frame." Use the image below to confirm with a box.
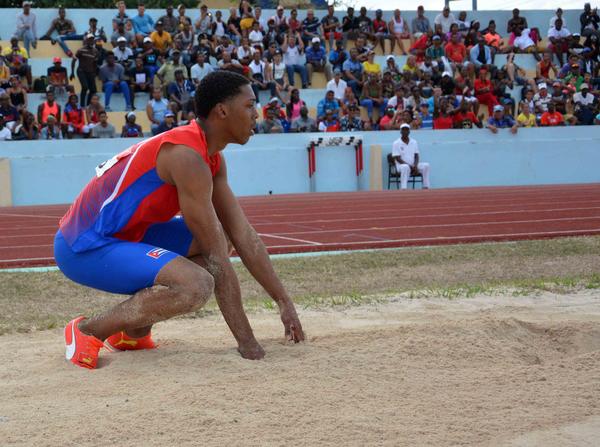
[290,106,317,132]
[356,7,374,43]
[248,52,277,105]
[62,94,90,138]
[343,48,364,97]
[540,102,565,126]
[14,1,37,55]
[327,69,347,101]
[2,37,33,88]
[507,8,528,34]
[379,106,401,130]
[329,40,348,73]
[147,86,169,135]
[112,1,129,30]
[157,49,188,88]
[249,21,264,48]
[226,7,243,46]
[150,20,172,55]
[511,27,540,60]
[0,113,11,140]
[361,74,387,121]
[536,52,559,83]
[469,38,492,70]
[168,69,195,114]
[267,51,292,100]
[384,55,402,80]
[353,36,370,62]
[317,90,340,121]
[111,21,136,48]
[91,110,115,138]
[387,85,406,111]
[412,6,432,38]
[0,93,19,131]
[153,110,177,135]
[363,50,381,77]
[176,4,192,28]
[261,97,286,121]
[132,3,155,44]
[128,56,152,109]
[417,102,434,129]
[6,76,27,113]
[517,101,537,127]
[573,83,597,124]
[425,35,446,71]
[372,9,391,54]
[159,4,179,35]
[217,51,243,72]
[474,68,499,114]
[237,37,256,61]
[388,9,410,56]
[392,124,431,189]
[37,89,61,127]
[302,9,323,47]
[342,86,360,112]
[433,99,455,129]
[487,104,518,133]
[580,3,600,38]
[548,19,571,65]
[138,36,160,79]
[434,6,456,34]
[85,93,104,131]
[121,111,143,137]
[85,17,107,43]
[318,109,340,132]
[113,37,134,70]
[452,100,482,128]
[306,37,332,84]
[340,104,364,131]
[483,21,506,55]
[99,52,132,111]
[457,11,471,33]
[0,57,11,88]
[259,107,284,134]
[534,83,552,114]
[286,89,306,121]
[190,53,214,86]
[550,80,568,115]
[342,7,360,43]
[40,114,62,139]
[322,5,342,48]
[46,57,69,95]
[12,112,39,140]
[40,7,82,58]
[282,32,308,89]
[445,33,467,69]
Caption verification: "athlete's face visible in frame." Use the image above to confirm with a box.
[225,84,258,144]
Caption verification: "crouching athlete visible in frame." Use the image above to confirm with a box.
[55,71,305,369]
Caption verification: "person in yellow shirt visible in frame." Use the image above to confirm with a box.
[0,56,11,87]
[362,50,381,78]
[517,101,537,127]
[150,20,172,55]
[401,55,420,76]
[2,37,32,87]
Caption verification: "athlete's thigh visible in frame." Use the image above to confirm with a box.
[54,231,180,295]
[141,216,194,256]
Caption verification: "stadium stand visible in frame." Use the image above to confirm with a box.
[0,4,598,141]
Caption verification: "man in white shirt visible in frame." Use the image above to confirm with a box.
[0,114,12,140]
[512,27,540,60]
[326,68,347,100]
[190,53,214,85]
[391,124,431,189]
[548,19,571,65]
[282,33,308,88]
[434,6,456,34]
[113,36,134,70]
[573,83,597,124]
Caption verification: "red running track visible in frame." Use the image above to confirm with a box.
[1,184,600,268]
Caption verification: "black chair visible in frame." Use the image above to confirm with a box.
[386,153,423,190]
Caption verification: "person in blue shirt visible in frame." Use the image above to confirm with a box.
[132,3,154,42]
[342,48,363,97]
[306,37,332,85]
[168,69,195,114]
[328,40,348,72]
[487,104,518,134]
[317,90,340,121]
[418,103,434,129]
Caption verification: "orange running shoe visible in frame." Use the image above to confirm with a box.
[64,316,104,369]
[105,331,157,351]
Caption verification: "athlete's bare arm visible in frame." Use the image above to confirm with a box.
[157,143,264,359]
[212,157,305,343]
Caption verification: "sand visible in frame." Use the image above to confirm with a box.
[0,291,599,447]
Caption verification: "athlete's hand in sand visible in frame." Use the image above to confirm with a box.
[280,302,305,343]
[238,339,265,360]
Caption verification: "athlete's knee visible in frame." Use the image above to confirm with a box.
[179,267,214,312]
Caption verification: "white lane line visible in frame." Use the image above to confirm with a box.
[258,233,322,246]
[0,244,53,250]
[0,213,61,219]
[0,256,55,263]
[0,233,56,239]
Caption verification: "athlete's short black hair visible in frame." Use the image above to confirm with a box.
[194,71,251,119]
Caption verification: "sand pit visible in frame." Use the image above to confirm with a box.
[1,291,599,446]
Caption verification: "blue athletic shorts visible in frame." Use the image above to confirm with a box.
[54,217,194,295]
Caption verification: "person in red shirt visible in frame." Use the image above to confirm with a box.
[318,108,340,131]
[452,100,482,128]
[61,93,90,138]
[433,99,454,129]
[373,9,391,54]
[474,68,499,115]
[444,33,467,67]
[540,102,565,126]
[409,32,429,62]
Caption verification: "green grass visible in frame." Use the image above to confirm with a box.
[1,236,600,335]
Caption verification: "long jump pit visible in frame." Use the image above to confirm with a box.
[1,290,599,446]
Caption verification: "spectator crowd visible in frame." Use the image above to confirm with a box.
[1,1,600,141]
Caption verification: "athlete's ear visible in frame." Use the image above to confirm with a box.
[215,102,228,119]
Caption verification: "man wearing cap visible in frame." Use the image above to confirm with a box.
[99,51,132,111]
[157,49,188,87]
[259,106,284,134]
[564,62,584,90]
[151,20,173,55]
[487,104,518,134]
[15,1,37,54]
[573,82,597,124]
[41,7,83,58]
[132,2,155,43]
[113,36,134,70]
[70,33,99,107]
[434,6,456,34]
[326,68,347,101]
[425,35,446,69]
[153,110,178,135]
[306,37,332,84]
[548,19,572,66]
[392,124,431,189]
[533,82,552,114]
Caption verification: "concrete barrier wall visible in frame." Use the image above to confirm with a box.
[1,126,599,206]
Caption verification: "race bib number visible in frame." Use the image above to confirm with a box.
[95,146,136,177]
